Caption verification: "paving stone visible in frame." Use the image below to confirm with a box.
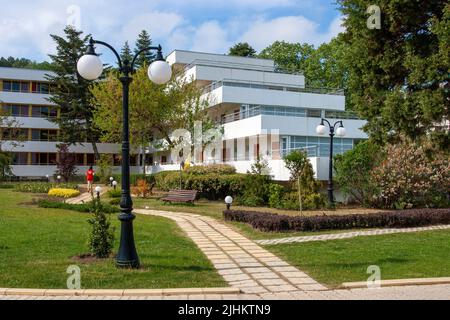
[265,285,298,292]
[258,279,289,286]
[250,272,280,280]
[223,274,251,282]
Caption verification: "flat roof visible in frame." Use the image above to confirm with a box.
[0,67,55,82]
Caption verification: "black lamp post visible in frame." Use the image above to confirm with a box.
[316,118,346,204]
[77,37,172,269]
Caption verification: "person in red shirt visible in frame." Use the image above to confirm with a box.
[86,166,95,193]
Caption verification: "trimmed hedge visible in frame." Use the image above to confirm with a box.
[223,208,450,232]
[38,199,120,213]
[154,171,246,200]
[15,182,79,193]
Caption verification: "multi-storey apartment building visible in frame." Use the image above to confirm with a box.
[147,50,368,181]
[0,67,125,178]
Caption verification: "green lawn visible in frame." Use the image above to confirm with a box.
[268,229,450,287]
[0,190,226,289]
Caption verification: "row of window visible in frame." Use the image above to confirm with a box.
[282,136,357,157]
[1,129,59,142]
[2,80,52,94]
[1,104,58,118]
[8,152,143,166]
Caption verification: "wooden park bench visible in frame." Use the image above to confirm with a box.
[161,189,198,204]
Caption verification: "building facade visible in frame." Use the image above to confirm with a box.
[0,67,128,178]
[147,50,368,181]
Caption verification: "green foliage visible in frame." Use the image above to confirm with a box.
[259,41,315,73]
[334,140,383,205]
[107,189,122,198]
[0,152,13,181]
[0,56,53,70]
[88,199,115,258]
[109,198,120,206]
[154,171,245,200]
[229,42,257,57]
[186,164,236,175]
[283,150,319,210]
[337,0,450,148]
[46,26,101,159]
[239,157,272,206]
[120,41,133,63]
[133,30,155,69]
[0,183,14,189]
[15,182,78,193]
[37,199,120,213]
[267,184,285,208]
[97,154,113,183]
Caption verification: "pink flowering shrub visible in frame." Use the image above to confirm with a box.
[371,137,450,209]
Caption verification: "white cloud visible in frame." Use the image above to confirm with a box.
[190,21,232,53]
[238,15,344,51]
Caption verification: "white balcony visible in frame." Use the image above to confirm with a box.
[4,116,58,129]
[2,141,119,153]
[0,91,55,105]
[204,82,345,110]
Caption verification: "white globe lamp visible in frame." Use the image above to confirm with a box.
[77,54,103,80]
[148,60,172,85]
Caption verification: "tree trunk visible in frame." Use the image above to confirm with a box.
[91,141,100,162]
[297,176,303,213]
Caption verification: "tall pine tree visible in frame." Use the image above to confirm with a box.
[133,30,155,69]
[120,41,133,63]
[46,26,101,160]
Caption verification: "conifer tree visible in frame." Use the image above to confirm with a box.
[46,26,101,160]
[133,30,155,69]
[120,41,133,63]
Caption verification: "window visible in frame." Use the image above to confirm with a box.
[86,154,95,166]
[1,128,27,141]
[113,154,121,166]
[161,155,167,164]
[31,129,59,141]
[281,135,356,158]
[76,154,85,166]
[306,109,322,118]
[30,153,57,165]
[31,82,51,94]
[31,106,58,118]
[11,153,28,165]
[2,81,30,93]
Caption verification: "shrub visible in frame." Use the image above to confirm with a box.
[107,189,122,198]
[110,173,151,186]
[37,199,120,213]
[48,188,80,198]
[0,184,14,189]
[15,182,78,193]
[371,137,450,209]
[154,171,245,200]
[334,140,383,205]
[131,178,152,198]
[239,157,272,206]
[268,184,285,208]
[284,150,320,211]
[54,143,78,182]
[223,208,450,232]
[88,199,115,258]
[109,198,120,205]
[186,164,236,175]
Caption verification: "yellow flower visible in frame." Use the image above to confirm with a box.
[48,188,80,198]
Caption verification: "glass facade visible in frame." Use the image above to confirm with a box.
[281,135,354,157]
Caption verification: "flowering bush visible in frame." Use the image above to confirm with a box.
[48,188,80,198]
[15,182,78,193]
[371,137,450,209]
[131,178,152,198]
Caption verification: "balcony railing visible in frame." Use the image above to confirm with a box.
[203,79,345,96]
[218,106,361,125]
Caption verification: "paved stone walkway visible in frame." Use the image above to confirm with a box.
[135,209,327,294]
[2,284,450,300]
[66,187,108,204]
[255,224,450,245]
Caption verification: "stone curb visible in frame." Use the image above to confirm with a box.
[0,287,240,297]
[341,277,450,289]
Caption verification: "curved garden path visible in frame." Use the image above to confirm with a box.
[135,209,326,294]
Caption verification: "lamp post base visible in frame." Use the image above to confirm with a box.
[116,213,140,269]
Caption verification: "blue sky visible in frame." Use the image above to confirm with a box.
[0,0,344,65]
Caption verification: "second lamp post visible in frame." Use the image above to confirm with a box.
[316,118,346,205]
[77,37,172,268]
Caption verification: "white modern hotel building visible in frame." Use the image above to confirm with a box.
[147,50,368,181]
[0,51,367,181]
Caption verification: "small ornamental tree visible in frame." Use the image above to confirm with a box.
[0,152,13,181]
[283,150,318,211]
[54,143,78,182]
[371,137,450,209]
[88,198,115,258]
[334,140,383,205]
[241,156,272,206]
